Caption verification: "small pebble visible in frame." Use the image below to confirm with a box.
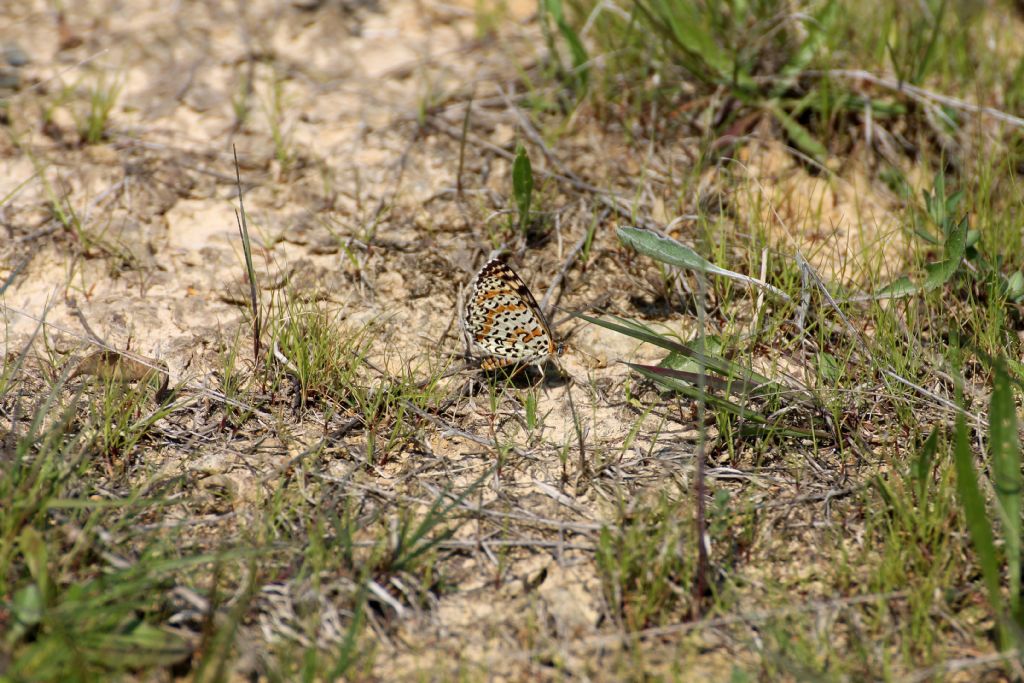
[3,43,29,68]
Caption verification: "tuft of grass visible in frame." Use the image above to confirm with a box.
[580,225,823,442]
[260,66,295,171]
[597,493,699,630]
[557,0,1012,169]
[79,74,121,145]
[79,373,172,471]
[266,299,371,411]
[866,428,964,663]
[0,352,210,679]
[0,376,84,578]
[6,548,216,680]
[215,329,259,429]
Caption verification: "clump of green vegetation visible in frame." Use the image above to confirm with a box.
[79,74,121,145]
[597,493,698,629]
[554,0,1018,164]
[0,318,467,680]
[266,300,372,410]
[0,360,193,679]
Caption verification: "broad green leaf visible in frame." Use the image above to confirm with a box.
[1007,271,1024,301]
[989,360,1022,618]
[18,527,48,600]
[873,276,918,299]
[877,215,968,297]
[944,215,968,260]
[923,214,967,289]
[11,584,43,629]
[944,190,965,228]
[617,226,791,301]
[912,224,943,246]
[922,258,959,289]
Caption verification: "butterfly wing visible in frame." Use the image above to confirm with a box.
[465,258,555,368]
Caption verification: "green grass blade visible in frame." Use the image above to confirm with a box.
[83,622,192,668]
[329,583,368,678]
[775,0,836,92]
[1006,271,1024,302]
[543,0,589,92]
[990,359,1022,619]
[388,466,491,572]
[577,313,778,387]
[233,145,261,366]
[925,172,945,225]
[914,427,940,502]
[912,0,948,85]
[512,143,533,234]
[628,362,754,395]
[953,412,1006,640]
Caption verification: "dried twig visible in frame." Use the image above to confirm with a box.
[824,68,1024,129]
[540,226,591,316]
[456,89,474,196]
[902,649,1023,683]
[66,295,106,345]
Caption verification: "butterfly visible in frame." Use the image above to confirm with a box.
[464,257,562,370]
